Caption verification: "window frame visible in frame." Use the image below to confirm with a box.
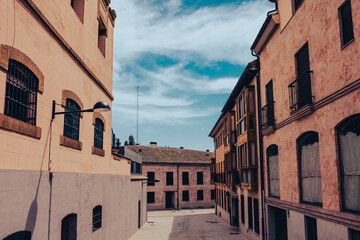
[63,98,81,141]
[94,118,104,149]
[92,205,102,232]
[339,0,355,49]
[267,145,280,198]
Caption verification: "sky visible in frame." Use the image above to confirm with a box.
[110,0,274,151]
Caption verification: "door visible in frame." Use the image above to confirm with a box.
[268,206,287,240]
[165,192,174,209]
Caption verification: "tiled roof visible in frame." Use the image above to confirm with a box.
[126,145,214,164]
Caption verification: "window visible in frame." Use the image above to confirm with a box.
[262,80,275,127]
[294,0,304,11]
[63,99,81,141]
[268,145,280,197]
[147,172,155,186]
[92,206,102,232]
[349,228,360,240]
[289,43,312,111]
[94,118,104,149]
[305,216,318,240]
[241,195,245,224]
[254,198,260,234]
[166,172,173,185]
[5,60,38,125]
[71,0,84,22]
[182,191,189,201]
[98,18,107,56]
[211,189,215,200]
[248,197,253,229]
[197,172,203,185]
[298,131,322,205]
[61,213,77,240]
[336,114,360,213]
[182,172,189,185]
[239,144,247,168]
[147,192,155,203]
[3,231,31,240]
[339,0,354,47]
[197,190,203,201]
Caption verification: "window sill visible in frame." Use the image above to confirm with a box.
[92,146,105,157]
[341,38,354,50]
[0,113,41,139]
[60,135,82,151]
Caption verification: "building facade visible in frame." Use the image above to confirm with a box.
[209,60,264,240]
[0,0,146,239]
[252,0,360,239]
[128,143,215,210]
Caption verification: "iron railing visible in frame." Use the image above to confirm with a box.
[288,71,313,111]
[261,101,275,128]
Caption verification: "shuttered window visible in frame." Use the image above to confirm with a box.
[268,145,280,197]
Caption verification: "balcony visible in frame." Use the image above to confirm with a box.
[288,71,313,112]
[240,168,258,190]
[261,101,275,128]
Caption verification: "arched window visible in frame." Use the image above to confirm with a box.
[61,213,77,240]
[267,145,280,198]
[5,60,39,125]
[337,114,360,213]
[94,118,104,149]
[93,205,102,232]
[3,231,31,240]
[63,99,81,141]
[297,131,322,205]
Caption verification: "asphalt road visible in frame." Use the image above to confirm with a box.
[129,209,246,240]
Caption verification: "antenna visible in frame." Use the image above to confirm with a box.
[136,86,141,144]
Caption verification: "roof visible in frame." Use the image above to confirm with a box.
[126,145,214,164]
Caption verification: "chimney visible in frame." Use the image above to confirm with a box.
[180,147,184,149]
[150,142,157,148]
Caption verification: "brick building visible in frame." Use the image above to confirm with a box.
[128,143,215,210]
[252,0,360,239]
[0,0,146,239]
[209,60,264,240]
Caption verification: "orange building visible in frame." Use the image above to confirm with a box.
[252,0,360,239]
[0,0,146,239]
[128,143,215,210]
[209,60,264,240]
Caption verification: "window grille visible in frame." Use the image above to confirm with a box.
[92,206,102,232]
[94,118,104,149]
[63,99,80,140]
[5,60,38,125]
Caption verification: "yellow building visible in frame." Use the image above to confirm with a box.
[0,0,146,239]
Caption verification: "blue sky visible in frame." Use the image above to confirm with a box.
[110,0,274,151]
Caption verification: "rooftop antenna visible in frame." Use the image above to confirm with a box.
[136,86,141,144]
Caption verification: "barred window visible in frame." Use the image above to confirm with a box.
[92,205,102,232]
[94,118,104,149]
[5,60,38,125]
[63,99,81,140]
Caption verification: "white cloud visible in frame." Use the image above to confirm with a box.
[110,0,273,127]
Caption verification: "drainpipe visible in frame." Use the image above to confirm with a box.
[252,2,278,239]
[177,163,180,209]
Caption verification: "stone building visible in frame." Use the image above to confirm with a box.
[0,0,146,239]
[128,143,215,210]
[209,60,264,240]
[251,0,360,239]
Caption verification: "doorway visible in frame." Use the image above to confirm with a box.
[165,191,175,209]
[268,206,288,240]
[231,198,239,227]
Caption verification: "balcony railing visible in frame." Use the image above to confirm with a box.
[288,71,313,111]
[261,101,275,128]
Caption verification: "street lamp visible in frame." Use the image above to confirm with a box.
[51,100,111,119]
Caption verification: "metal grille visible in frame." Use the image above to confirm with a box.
[4,60,38,125]
[261,101,275,128]
[288,71,313,111]
[63,99,80,140]
[94,118,104,149]
[92,206,102,232]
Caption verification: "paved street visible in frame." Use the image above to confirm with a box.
[129,209,246,240]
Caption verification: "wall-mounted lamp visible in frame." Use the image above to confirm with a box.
[51,100,111,119]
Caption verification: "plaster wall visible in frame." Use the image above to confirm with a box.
[0,0,129,176]
[0,169,146,240]
[216,204,231,224]
[260,0,360,212]
[143,163,214,210]
[317,218,348,240]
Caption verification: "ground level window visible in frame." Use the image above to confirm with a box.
[211,189,215,200]
[147,192,155,203]
[197,190,203,201]
[305,216,317,240]
[183,191,189,201]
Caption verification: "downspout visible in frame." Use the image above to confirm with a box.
[252,2,278,239]
[177,163,180,209]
